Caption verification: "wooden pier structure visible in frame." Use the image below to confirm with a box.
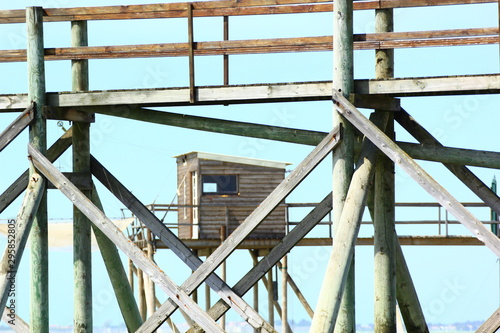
[1,0,500,332]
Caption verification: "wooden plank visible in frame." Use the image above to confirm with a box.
[395,109,500,216]
[0,0,494,23]
[0,174,44,314]
[333,91,500,257]
[185,192,333,333]
[2,308,29,333]
[3,74,500,112]
[0,127,72,214]
[90,158,276,333]
[28,145,225,333]
[1,31,498,63]
[0,105,33,153]
[476,307,500,333]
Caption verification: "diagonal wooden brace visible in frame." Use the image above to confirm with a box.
[333,90,500,257]
[28,144,224,333]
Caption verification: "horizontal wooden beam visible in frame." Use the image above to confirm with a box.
[2,74,500,112]
[0,104,33,153]
[0,28,497,63]
[0,0,493,23]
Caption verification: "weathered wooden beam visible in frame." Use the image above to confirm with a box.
[261,270,295,333]
[185,192,333,333]
[395,110,500,216]
[80,105,327,146]
[2,307,29,332]
[0,0,494,24]
[281,256,288,333]
[1,29,497,63]
[333,91,500,256]
[373,6,396,333]
[2,75,500,111]
[71,20,92,333]
[476,307,500,333]
[27,7,48,333]
[44,106,94,123]
[28,145,225,333]
[0,127,72,214]
[0,174,44,314]
[0,105,33,153]
[90,187,143,332]
[90,157,276,333]
[311,112,388,333]
[395,240,429,333]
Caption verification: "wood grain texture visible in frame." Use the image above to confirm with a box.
[0,104,33,152]
[333,91,500,257]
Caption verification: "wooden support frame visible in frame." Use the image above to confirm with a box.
[90,157,275,333]
[140,126,339,331]
[185,192,333,333]
[333,91,500,257]
[0,127,72,214]
[395,109,500,216]
[188,3,196,103]
[28,145,226,333]
[0,104,33,153]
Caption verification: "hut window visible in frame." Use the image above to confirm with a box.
[202,175,238,195]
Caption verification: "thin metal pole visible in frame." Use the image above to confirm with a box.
[27,6,48,333]
[71,19,93,333]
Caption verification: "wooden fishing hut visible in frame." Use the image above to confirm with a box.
[175,151,290,240]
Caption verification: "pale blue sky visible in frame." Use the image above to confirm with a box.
[0,0,499,330]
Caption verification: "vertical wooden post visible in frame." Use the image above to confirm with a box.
[129,260,135,294]
[192,249,198,304]
[312,0,355,330]
[146,229,156,318]
[223,16,229,86]
[281,255,288,333]
[373,7,396,333]
[268,268,274,328]
[27,7,48,333]
[251,251,259,333]
[71,19,92,333]
[137,268,147,321]
[188,4,195,103]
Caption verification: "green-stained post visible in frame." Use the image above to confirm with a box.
[395,241,429,333]
[311,0,355,330]
[91,188,143,331]
[27,6,48,333]
[71,20,93,333]
[374,7,397,333]
[333,0,356,330]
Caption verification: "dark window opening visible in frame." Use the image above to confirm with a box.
[202,175,238,195]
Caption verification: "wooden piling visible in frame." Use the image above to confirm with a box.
[205,249,212,311]
[220,227,227,330]
[374,7,397,333]
[71,19,92,333]
[146,229,156,317]
[312,0,355,329]
[281,256,288,333]
[251,250,259,333]
[26,7,48,333]
[268,268,274,328]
